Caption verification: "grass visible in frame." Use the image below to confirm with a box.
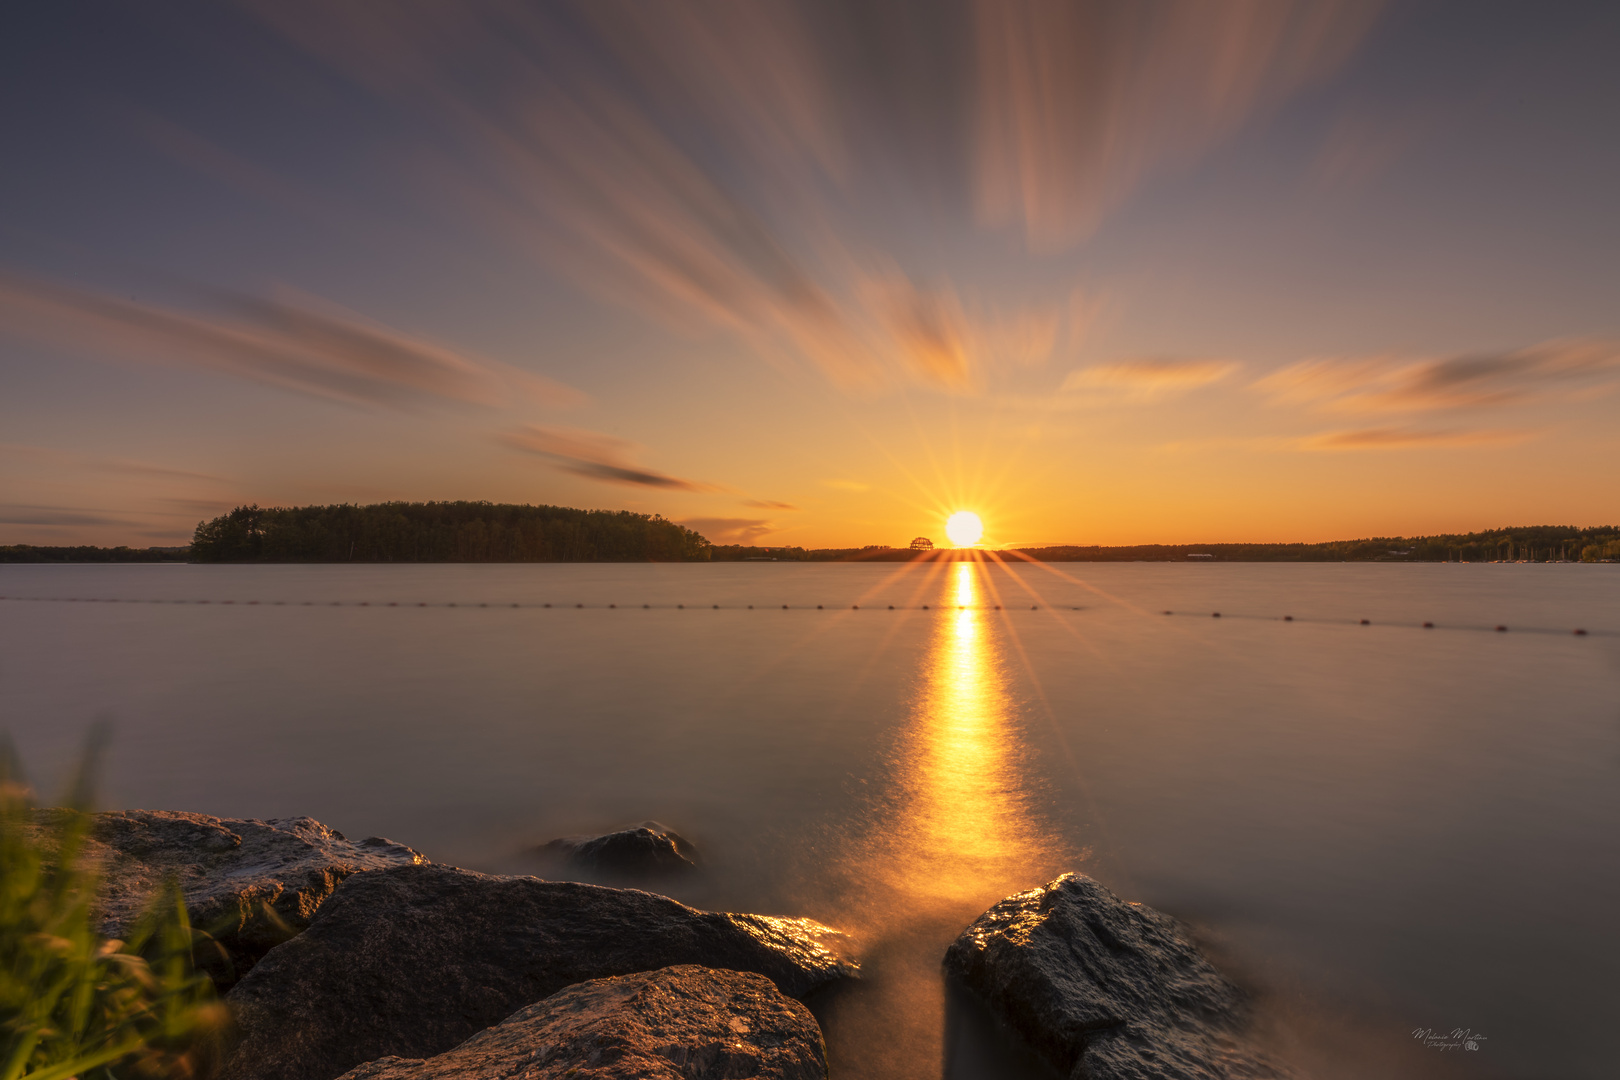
[0,734,225,1079]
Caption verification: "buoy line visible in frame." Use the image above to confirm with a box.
[0,595,1609,637]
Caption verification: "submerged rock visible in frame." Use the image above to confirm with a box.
[334,965,827,1080]
[221,863,856,1080]
[945,873,1293,1080]
[25,808,424,984]
[539,820,700,878]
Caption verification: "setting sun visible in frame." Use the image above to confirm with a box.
[945,511,984,548]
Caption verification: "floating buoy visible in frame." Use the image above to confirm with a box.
[888,605,894,610]
[1423,621,1433,628]
[1495,625,1508,632]
[576,603,583,609]
[1212,612,1221,618]
[817,604,824,609]
[609,603,615,608]
[677,604,684,609]
[1284,615,1293,621]
[543,603,551,608]
[1360,618,1370,625]
[713,604,719,610]
[782,604,789,610]
[1574,628,1588,635]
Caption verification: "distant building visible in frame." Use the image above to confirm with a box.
[910,537,934,551]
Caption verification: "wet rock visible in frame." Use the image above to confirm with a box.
[334,965,827,1080]
[540,820,699,877]
[221,863,856,1080]
[25,808,425,984]
[945,873,1293,1080]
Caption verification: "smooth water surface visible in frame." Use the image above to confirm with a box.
[2,561,1617,1079]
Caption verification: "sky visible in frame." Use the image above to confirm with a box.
[2,0,1617,549]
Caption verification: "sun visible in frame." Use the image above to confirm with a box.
[945,511,984,547]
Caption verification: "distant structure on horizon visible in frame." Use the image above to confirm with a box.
[909,537,934,551]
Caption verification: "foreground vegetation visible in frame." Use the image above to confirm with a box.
[190,502,711,562]
[0,740,222,1079]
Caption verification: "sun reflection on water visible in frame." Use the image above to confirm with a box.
[819,559,1066,1078]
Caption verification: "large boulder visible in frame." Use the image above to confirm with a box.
[221,863,857,1080]
[945,873,1293,1080]
[26,809,424,984]
[334,965,827,1080]
[539,821,700,879]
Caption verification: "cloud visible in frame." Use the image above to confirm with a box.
[0,504,138,527]
[0,444,231,485]
[1061,357,1238,401]
[743,499,799,511]
[676,517,778,544]
[241,2,1376,392]
[0,274,583,412]
[500,425,712,491]
[1299,427,1536,451]
[972,0,1385,248]
[1255,339,1620,414]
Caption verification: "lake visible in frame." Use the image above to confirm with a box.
[2,561,1616,1079]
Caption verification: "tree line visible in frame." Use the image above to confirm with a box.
[188,502,711,562]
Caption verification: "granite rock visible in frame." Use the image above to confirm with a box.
[540,821,699,878]
[334,965,826,1080]
[26,808,424,984]
[945,873,1293,1080]
[221,863,856,1080]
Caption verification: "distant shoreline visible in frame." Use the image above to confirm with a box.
[6,501,1617,564]
[6,536,1617,565]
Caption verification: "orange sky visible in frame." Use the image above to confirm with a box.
[2,2,1618,548]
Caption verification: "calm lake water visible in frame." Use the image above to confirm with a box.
[2,561,1616,1079]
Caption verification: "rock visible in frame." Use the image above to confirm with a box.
[221,863,857,1080]
[333,965,827,1080]
[539,820,699,878]
[944,873,1293,1080]
[25,808,425,985]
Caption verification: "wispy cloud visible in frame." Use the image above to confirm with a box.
[973,0,1385,247]
[0,273,583,412]
[1299,426,1536,451]
[0,504,138,527]
[241,2,1376,392]
[500,425,713,491]
[676,517,777,544]
[1,444,231,485]
[1062,357,1237,400]
[1255,339,1620,414]
[743,499,798,511]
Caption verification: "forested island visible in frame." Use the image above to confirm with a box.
[4,505,1617,563]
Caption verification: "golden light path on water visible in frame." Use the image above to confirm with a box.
[819,559,1069,1078]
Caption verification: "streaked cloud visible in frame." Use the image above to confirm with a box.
[744,499,799,511]
[500,425,712,491]
[1255,339,1620,414]
[0,274,583,412]
[973,0,1385,247]
[241,1,1376,392]
[1,444,231,485]
[1299,426,1536,451]
[0,504,138,527]
[676,517,778,544]
[1061,357,1238,400]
